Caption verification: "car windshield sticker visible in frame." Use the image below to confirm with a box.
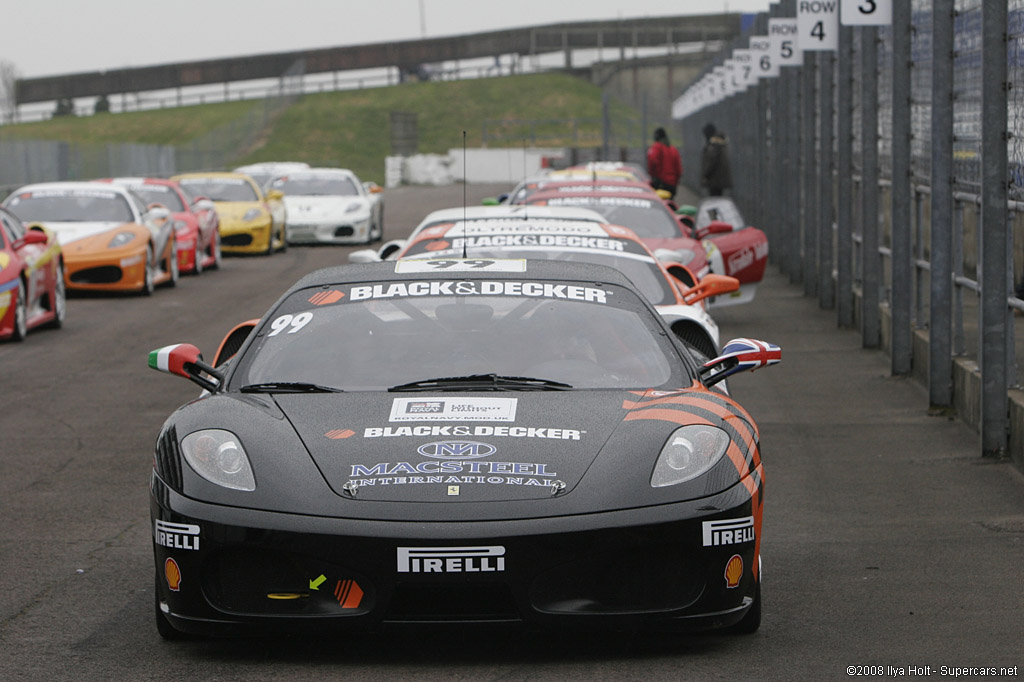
[390,397,517,422]
[394,259,527,273]
[553,185,650,194]
[308,289,345,305]
[268,312,313,336]
[545,196,653,209]
[450,220,608,235]
[16,190,119,200]
[348,281,608,304]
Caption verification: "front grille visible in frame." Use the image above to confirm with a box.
[70,265,122,284]
[387,582,519,621]
[531,545,703,614]
[333,226,354,237]
[222,233,253,246]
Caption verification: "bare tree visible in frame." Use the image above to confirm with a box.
[0,60,19,124]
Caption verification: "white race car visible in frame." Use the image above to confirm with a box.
[233,162,310,190]
[265,168,384,246]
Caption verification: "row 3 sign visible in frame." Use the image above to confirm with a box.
[671,0,891,118]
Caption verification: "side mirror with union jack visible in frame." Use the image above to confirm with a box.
[700,338,781,387]
[148,343,224,392]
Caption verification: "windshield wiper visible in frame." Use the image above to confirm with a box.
[389,373,572,392]
[239,382,343,393]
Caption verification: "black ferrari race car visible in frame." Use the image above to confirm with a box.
[147,258,779,638]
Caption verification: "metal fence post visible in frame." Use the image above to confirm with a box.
[819,50,835,310]
[929,0,954,408]
[890,1,913,375]
[803,52,819,298]
[837,25,855,327]
[979,1,1009,455]
[861,26,881,348]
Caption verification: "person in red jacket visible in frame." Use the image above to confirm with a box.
[646,127,683,199]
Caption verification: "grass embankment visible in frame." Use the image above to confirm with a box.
[2,73,641,185]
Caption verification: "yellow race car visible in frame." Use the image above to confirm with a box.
[171,172,286,256]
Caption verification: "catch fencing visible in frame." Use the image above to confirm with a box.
[676,0,1024,463]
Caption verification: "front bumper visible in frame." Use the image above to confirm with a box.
[65,247,147,292]
[220,220,272,254]
[286,216,371,245]
[152,475,760,636]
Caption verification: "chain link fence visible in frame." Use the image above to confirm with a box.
[677,1,1024,463]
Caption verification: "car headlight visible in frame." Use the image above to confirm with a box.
[108,231,136,248]
[673,249,697,266]
[181,429,256,491]
[243,208,263,222]
[345,202,363,214]
[650,425,730,488]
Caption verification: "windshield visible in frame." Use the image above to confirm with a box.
[696,201,745,230]
[126,186,186,212]
[268,174,359,196]
[231,278,680,392]
[5,190,135,223]
[531,196,680,239]
[177,178,258,202]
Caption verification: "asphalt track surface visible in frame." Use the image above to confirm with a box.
[2,183,1022,681]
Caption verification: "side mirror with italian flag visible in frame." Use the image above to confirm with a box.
[148,343,224,392]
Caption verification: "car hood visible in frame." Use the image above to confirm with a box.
[284,196,367,220]
[215,202,265,223]
[37,221,126,246]
[166,387,756,520]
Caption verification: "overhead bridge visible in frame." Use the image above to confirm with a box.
[14,14,744,104]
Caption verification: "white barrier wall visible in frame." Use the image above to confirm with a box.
[385,148,566,187]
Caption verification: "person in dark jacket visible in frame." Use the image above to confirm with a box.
[646,127,683,199]
[700,123,733,197]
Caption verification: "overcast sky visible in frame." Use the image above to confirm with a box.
[5,0,771,78]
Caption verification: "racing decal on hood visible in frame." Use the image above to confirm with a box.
[444,234,626,251]
[545,196,653,209]
[348,280,609,303]
[390,397,517,422]
[363,424,582,440]
[417,441,495,459]
[325,429,355,439]
[347,460,557,489]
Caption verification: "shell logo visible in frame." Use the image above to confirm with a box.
[165,557,182,592]
[724,554,743,589]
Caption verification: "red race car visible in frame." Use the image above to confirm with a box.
[0,206,66,341]
[687,197,768,307]
[98,178,221,275]
[524,185,710,281]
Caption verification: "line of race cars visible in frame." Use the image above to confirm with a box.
[0,162,384,342]
[144,160,782,639]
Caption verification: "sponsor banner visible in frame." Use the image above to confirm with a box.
[702,517,755,547]
[348,280,608,304]
[364,424,583,440]
[390,397,518,422]
[394,258,527,273]
[445,234,626,251]
[397,546,505,573]
[451,220,607,235]
[155,519,201,551]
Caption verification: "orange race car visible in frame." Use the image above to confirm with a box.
[2,182,177,295]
